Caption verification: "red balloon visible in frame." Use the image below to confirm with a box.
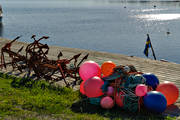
[115,92,124,107]
[80,81,85,95]
[100,96,114,109]
[156,81,179,106]
[84,76,104,98]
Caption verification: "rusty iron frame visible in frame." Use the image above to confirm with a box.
[0,35,89,87]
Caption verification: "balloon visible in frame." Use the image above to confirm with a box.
[107,86,114,96]
[101,61,116,77]
[143,73,159,89]
[143,91,167,113]
[156,81,179,106]
[80,81,85,95]
[115,92,124,107]
[79,61,101,81]
[100,96,114,109]
[84,76,104,98]
[135,84,148,97]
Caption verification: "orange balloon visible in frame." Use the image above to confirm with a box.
[156,81,179,106]
[101,61,116,77]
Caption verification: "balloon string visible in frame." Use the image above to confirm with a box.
[138,97,143,112]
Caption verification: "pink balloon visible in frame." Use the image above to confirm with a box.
[115,92,124,107]
[80,81,85,95]
[79,61,101,81]
[107,86,114,96]
[84,76,104,98]
[135,84,148,97]
[100,96,114,109]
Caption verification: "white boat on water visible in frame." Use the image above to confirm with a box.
[0,5,2,23]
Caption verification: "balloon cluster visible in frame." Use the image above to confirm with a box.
[79,60,179,113]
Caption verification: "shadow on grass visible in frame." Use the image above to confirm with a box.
[163,104,180,117]
[71,96,167,120]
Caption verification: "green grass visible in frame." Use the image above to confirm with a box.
[0,73,177,120]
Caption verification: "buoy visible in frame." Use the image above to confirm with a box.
[167,29,170,35]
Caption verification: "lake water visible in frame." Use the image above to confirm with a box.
[1,0,180,63]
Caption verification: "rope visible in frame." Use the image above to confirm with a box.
[88,65,147,112]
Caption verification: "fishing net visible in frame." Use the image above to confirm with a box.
[87,65,147,112]
[89,97,102,105]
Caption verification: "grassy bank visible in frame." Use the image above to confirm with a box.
[0,73,107,120]
[0,73,176,120]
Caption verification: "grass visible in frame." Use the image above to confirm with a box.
[0,72,177,120]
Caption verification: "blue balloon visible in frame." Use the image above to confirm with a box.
[143,73,159,89]
[143,91,167,113]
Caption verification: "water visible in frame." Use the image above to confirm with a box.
[1,0,180,63]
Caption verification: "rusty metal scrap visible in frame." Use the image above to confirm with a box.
[0,35,89,87]
[0,36,26,70]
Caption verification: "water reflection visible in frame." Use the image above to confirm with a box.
[107,0,180,6]
[0,23,3,37]
[131,9,165,12]
[136,14,180,21]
